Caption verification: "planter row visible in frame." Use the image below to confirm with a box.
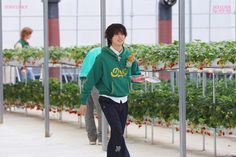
[2,41,236,70]
[3,79,236,130]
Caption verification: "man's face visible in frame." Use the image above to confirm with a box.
[111,32,125,47]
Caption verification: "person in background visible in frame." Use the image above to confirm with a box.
[15,27,32,49]
[80,23,141,157]
[79,47,102,145]
[15,27,34,81]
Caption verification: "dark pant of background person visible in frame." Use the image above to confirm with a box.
[99,96,130,157]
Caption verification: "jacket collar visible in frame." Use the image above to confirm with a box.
[110,46,123,56]
[104,46,126,60]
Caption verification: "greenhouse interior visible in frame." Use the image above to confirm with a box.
[0,0,236,157]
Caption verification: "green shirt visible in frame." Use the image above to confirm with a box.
[15,39,29,48]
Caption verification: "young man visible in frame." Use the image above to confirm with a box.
[80,23,141,157]
[79,47,102,145]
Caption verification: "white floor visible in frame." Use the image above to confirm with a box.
[0,109,235,157]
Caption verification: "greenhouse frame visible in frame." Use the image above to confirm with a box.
[0,1,236,157]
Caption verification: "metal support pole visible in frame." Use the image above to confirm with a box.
[10,66,12,84]
[235,0,236,41]
[171,71,175,93]
[215,73,218,82]
[176,71,179,87]
[235,74,236,91]
[77,61,82,127]
[189,72,193,80]
[78,68,83,129]
[202,132,206,151]
[0,0,3,124]
[202,72,207,151]
[78,67,82,93]
[155,0,159,44]
[130,0,134,44]
[43,0,50,138]
[172,121,175,144]
[209,0,212,42]
[151,118,154,144]
[59,65,63,120]
[19,0,22,31]
[76,0,79,46]
[224,74,227,88]
[202,72,206,97]
[214,128,217,157]
[212,73,217,157]
[101,0,108,151]
[196,72,199,88]
[179,0,187,157]
[213,73,215,104]
[101,0,106,52]
[74,67,77,82]
[193,72,196,84]
[145,120,147,139]
[171,71,175,144]
[189,0,192,42]
[4,66,6,83]
[121,0,124,24]
[233,128,236,137]
[145,80,147,92]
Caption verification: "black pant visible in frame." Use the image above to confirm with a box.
[99,96,130,157]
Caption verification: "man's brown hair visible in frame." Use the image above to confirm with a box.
[105,23,127,47]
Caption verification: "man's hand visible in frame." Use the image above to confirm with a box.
[79,105,87,116]
[131,75,145,82]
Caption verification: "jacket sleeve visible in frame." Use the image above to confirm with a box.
[131,59,141,76]
[80,57,103,104]
[79,52,93,78]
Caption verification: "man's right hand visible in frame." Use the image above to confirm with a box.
[79,105,87,116]
[131,75,145,82]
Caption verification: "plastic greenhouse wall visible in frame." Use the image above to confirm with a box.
[1,0,236,48]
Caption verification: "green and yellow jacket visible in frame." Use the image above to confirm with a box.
[80,46,141,104]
